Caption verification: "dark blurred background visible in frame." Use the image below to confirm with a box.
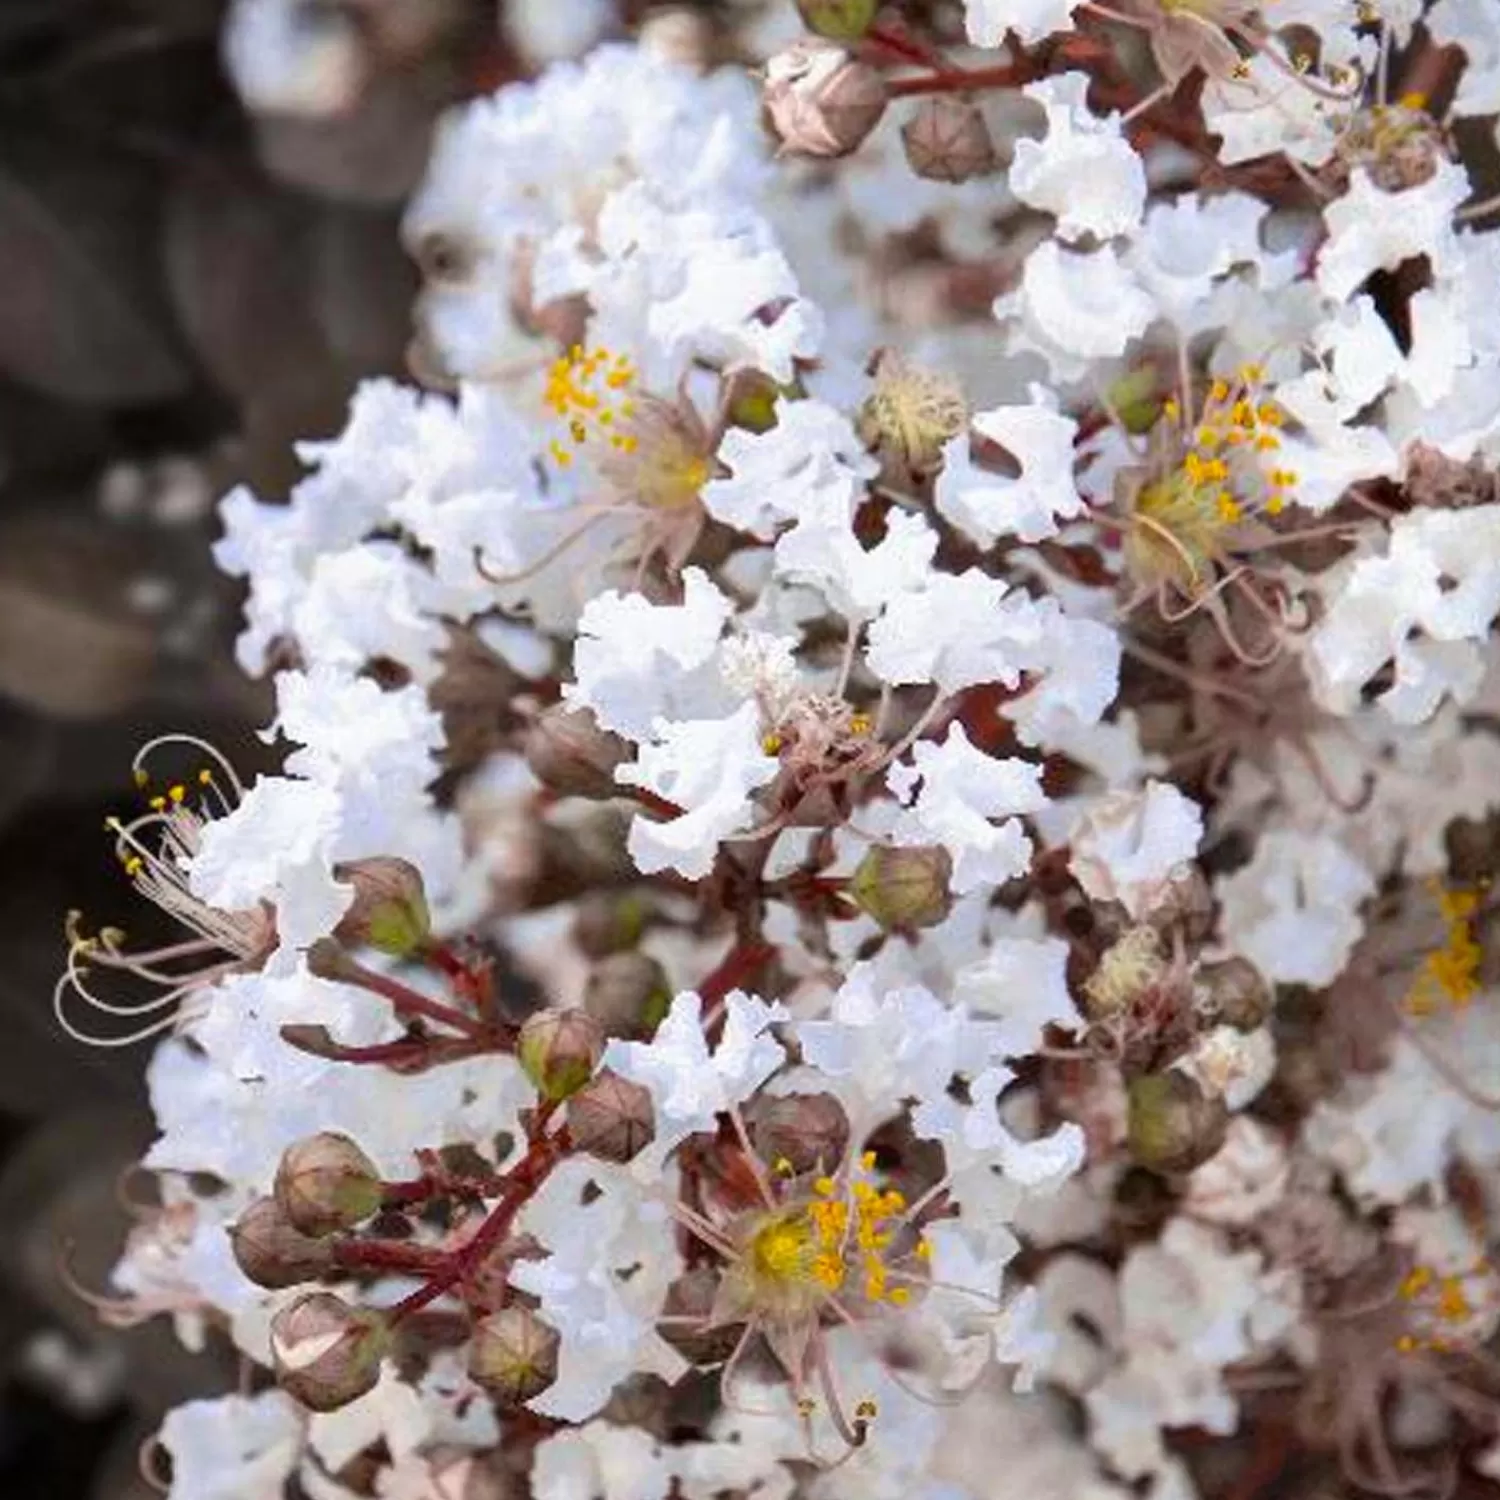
[0,1,514,1491]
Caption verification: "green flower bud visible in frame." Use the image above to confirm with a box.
[796,0,879,41]
[900,97,997,183]
[274,1132,383,1238]
[271,1293,389,1412]
[1197,956,1271,1031]
[468,1306,560,1408]
[523,704,630,799]
[584,952,672,1040]
[230,1195,337,1288]
[849,844,953,931]
[1126,1071,1229,1176]
[566,1069,655,1163]
[517,1009,603,1101]
[333,856,431,958]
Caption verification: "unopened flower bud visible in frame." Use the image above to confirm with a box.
[524,704,630,799]
[468,1306,560,1407]
[333,857,430,958]
[849,844,953,931]
[517,1009,603,1101]
[658,1267,743,1364]
[900,96,997,182]
[1198,957,1271,1031]
[765,42,887,159]
[857,352,968,478]
[796,0,879,40]
[585,952,672,1040]
[274,1132,383,1238]
[566,1069,655,1162]
[571,891,650,959]
[271,1293,389,1412]
[230,1195,337,1288]
[1126,1071,1228,1176]
[747,1092,850,1176]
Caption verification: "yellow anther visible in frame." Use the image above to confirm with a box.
[168,784,186,804]
[849,713,872,736]
[1400,91,1428,111]
[150,796,167,812]
[1401,1266,1433,1299]
[813,1176,836,1197]
[773,1155,794,1176]
[133,769,149,789]
[859,1150,877,1171]
[761,732,784,755]
[855,1399,878,1419]
[124,856,144,877]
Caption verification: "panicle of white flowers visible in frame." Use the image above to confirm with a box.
[58,5,1500,1500]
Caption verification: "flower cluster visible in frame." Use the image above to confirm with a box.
[57,4,1500,1500]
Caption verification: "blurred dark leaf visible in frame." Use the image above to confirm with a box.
[163,158,329,404]
[0,518,158,719]
[312,201,419,373]
[251,64,453,204]
[0,131,190,404]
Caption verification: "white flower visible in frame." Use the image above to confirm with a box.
[1305,504,1500,722]
[567,569,733,741]
[1215,830,1374,986]
[774,482,939,619]
[158,1390,302,1500]
[512,1159,684,1421]
[965,0,1083,45]
[999,242,1155,378]
[1010,75,1146,243]
[1069,782,1204,920]
[866,569,1047,693]
[1317,163,1470,303]
[702,399,875,541]
[617,703,781,879]
[1428,0,1500,116]
[887,724,1048,895]
[602,990,787,1152]
[951,936,1082,1057]
[935,388,1086,545]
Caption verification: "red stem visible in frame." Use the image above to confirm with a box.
[864,22,945,69]
[886,60,1036,97]
[698,940,776,1009]
[385,1106,569,1324]
[331,1239,453,1276]
[341,959,488,1039]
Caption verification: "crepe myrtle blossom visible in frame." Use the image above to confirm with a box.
[55,13,1500,1500]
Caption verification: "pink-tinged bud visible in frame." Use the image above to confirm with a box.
[849,844,953,931]
[584,952,672,1041]
[333,857,431,958]
[900,96,997,182]
[468,1306,560,1407]
[796,0,879,40]
[765,42,887,159]
[747,1092,850,1176]
[1198,957,1271,1032]
[230,1195,337,1288]
[566,1070,655,1163]
[658,1266,743,1364]
[517,1009,603,1101]
[523,704,630,799]
[274,1132,383,1238]
[271,1293,390,1411]
[1126,1071,1228,1176]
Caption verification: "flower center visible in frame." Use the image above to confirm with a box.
[744,1156,917,1309]
[1126,366,1297,592]
[544,344,710,511]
